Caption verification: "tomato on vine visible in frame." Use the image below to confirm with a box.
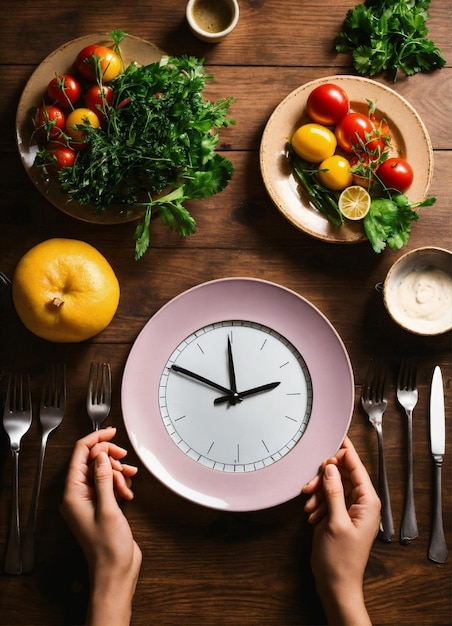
[33,105,66,140]
[85,84,114,123]
[46,141,77,170]
[75,44,122,83]
[47,74,81,109]
[335,112,383,155]
[65,108,101,148]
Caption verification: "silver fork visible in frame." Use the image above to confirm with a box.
[87,362,111,430]
[21,363,66,573]
[3,373,33,574]
[361,360,394,542]
[397,358,419,545]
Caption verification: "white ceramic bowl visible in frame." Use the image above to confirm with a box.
[186,0,239,43]
[383,247,452,335]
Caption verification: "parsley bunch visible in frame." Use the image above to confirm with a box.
[59,55,234,259]
[335,0,446,81]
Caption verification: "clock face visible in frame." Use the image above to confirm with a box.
[159,320,312,472]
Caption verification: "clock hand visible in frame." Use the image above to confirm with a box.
[227,336,240,405]
[171,364,236,397]
[214,381,281,405]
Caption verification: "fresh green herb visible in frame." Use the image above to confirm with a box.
[363,193,435,253]
[286,142,344,228]
[335,0,446,81]
[57,54,234,259]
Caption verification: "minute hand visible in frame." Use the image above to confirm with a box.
[214,381,280,405]
[171,364,235,396]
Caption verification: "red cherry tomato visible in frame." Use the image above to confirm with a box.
[33,105,66,139]
[377,157,414,192]
[47,74,81,108]
[335,112,382,155]
[306,83,349,126]
[75,44,122,83]
[75,44,101,81]
[85,84,114,121]
[46,141,77,170]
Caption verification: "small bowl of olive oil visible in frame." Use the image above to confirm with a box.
[186,0,239,42]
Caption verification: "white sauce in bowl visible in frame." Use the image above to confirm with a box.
[397,266,452,321]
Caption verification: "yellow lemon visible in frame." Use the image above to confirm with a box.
[12,238,120,343]
[338,186,371,220]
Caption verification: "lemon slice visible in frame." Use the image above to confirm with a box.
[338,185,371,220]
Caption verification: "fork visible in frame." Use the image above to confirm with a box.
[0,272,12,308]
[397,358,419,545]
[361,360,395,542]
[21,363,66,573]
[3,373,33,574]
[87,362,111,431]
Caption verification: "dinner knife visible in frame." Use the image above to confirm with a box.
[428,366,448,564]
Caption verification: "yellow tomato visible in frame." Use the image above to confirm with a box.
[12,238,120,343]
[317,155,353,191]
[95,46,122,82]
[291,123,336,163]
[65,108,101,145]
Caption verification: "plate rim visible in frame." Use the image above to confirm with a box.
[260,74,434,244]
[121,277,354,511]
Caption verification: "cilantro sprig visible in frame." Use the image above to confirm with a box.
[364,193,435,253]
[58,54,234,259]
[335,0,446,81]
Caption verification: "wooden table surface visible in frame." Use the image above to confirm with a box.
[0,2,451,624]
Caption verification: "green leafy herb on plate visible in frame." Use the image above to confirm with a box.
[57,53,234,259]
[364,193,436,253]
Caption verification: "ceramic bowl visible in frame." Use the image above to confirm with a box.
[383,247,452,335]
[186,0,239,43]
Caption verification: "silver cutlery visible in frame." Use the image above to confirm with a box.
[0,272,12,308]
[361,360,394,542]
[87,362,111,431]
[2,373,33,574]
[21,363,66,573]
[428,366,448,563]
[397,358,419,544]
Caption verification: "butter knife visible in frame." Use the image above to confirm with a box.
[428,366,448,564]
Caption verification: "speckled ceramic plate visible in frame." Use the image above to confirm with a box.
[260,75,433,244]
[16,33,165,224]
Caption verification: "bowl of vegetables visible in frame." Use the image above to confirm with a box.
[16,31,235,258]
[260,75,434,252]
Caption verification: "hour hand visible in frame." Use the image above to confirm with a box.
[171,364,235,397]
[214,381,280,405]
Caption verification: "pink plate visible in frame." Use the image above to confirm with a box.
[121,278,354,511]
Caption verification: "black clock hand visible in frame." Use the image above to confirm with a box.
[171,364,235,397]
[227,336,240,405]
[214,381,281,405]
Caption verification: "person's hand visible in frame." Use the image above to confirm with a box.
[60,427,142,626]
[302,437,380,626]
